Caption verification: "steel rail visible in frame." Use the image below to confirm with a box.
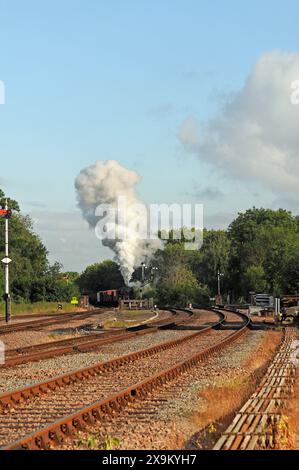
[0,308,200,367]
[1,310,249,450]
[2,309,177,356]
[5,308,179,355]
[0,309,108,335]
[0,309,105,322]
[0,310,226,410]
[213,327,296,450]
[0,305,190,337]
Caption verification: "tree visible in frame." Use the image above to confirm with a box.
[227,207,299,299]
[0,188,78,303]
[0,189,20,212]
[154,208,299,302]
[156,266,209,307]
[189,229,230,293]
[283,248,299,294]
[154,229,229,298]
[76,260,125,293]
[154,243,189,277]
[0,212,49,301]
[244,265,268,293]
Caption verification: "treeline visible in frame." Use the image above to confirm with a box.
[77,207,299,307]
[2,188,298,307]
[0,189,79,303]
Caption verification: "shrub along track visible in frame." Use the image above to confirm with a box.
[0,308,207,367]
[0,309,249,450]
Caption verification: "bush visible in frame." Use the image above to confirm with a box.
[156,267,210,307]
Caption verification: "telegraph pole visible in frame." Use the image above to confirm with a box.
[141,262,145,283]
[1,199,12,323]
[140,262,145,300]
[217,270,221,296]
[216,270,224,305]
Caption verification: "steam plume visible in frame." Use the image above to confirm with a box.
[75,160,162,284]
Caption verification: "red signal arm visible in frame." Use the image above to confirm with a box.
[0,209,12,218]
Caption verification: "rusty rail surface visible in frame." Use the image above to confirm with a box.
[1,308,201,367]
[0,309,108,335]
[0,309,106,322]
[0,310,226,408]
[1,310,249,450]
[214,327,297,450]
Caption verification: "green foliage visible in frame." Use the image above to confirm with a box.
[153,229,229,306]
[189,229,230,291]
[283,244,299,293]
[152,207,299,303]
[101,435,120,450]
[156,265,210,307]
[1,188,298,307]
[76,259,124,293]
[244,265,268,293]
[76,433,120,450]
[228,207,299,299]
[0,301,77,315]
[0,189,20,211]
[29,269,80,303]
[0,189,79,303]
[138,285,157,300]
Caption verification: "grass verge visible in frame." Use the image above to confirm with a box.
[0,301,79,316]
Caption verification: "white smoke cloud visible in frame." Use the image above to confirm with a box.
[178,51,299,199]
[75,160,162,284]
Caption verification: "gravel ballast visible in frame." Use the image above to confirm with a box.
[0,329,193,393]
[65,330,282,450]
[0,309,219,393]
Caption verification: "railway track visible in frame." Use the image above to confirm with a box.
[0,309,249,450]
[1,308,199,367]
[0,309,108,335]
[214,327,297,450]
[0,309,99,324]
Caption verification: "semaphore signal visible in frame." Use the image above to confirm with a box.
[0,208,12,218]
[0,199,12,323]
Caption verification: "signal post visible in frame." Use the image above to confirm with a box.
[0,199,12,323]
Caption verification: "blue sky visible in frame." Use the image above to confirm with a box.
[1,1,299,270]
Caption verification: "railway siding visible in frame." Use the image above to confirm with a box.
[0,309,107,335]
[0,309,221,368]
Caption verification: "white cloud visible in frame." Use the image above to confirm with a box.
[178,51,299,199]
